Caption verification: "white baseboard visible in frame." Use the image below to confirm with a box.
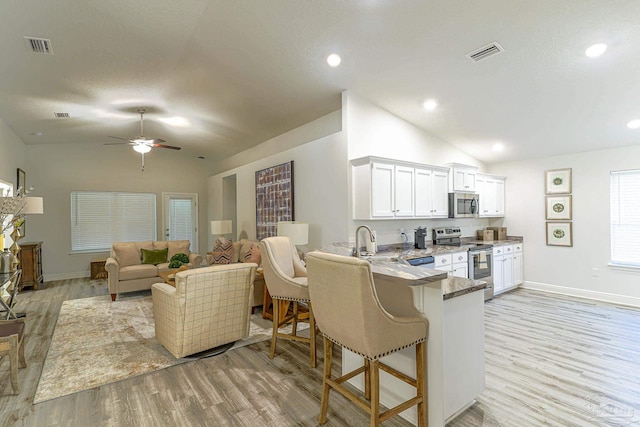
[522,281,640,308]
[44,271,90,282]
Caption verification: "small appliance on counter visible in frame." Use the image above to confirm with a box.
[414,226,428,249]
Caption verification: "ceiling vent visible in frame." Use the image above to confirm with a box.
[24,37,53,55]
[54,112,70,118]
[466,42,503,63]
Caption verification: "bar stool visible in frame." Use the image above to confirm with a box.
[306,252,428,426]
[260,236,317,368]
[0,317,27,394]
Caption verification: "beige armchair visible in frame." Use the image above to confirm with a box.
[259,236,317,368]
[306,252,429,426]
[151,263,257,358]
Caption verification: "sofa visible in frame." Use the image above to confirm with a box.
[152,263,257,358]
[206,238,265,310]
[105,240,203,301]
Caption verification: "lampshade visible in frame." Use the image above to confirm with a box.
[210,220,232,235]
[22,197,44,215]
[277,221,308,245]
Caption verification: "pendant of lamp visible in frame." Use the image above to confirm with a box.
[133,140,152,171]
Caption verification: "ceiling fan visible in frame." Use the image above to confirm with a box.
[105,108,181,170]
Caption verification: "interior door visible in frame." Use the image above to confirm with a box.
[162,193,198,252]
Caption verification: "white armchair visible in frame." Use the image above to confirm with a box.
[151,263,257,358]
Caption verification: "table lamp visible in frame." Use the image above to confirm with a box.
[277,221,309,258]
[211,220,233,243]
[10,196,44,271]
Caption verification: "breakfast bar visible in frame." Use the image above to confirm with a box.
[342,257,487,427]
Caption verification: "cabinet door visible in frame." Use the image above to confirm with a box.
[513,253,523,285]
[371,163,395,217]
[503,255,514,289]
[483,180,497,217]
[495,179,505,216]
[414,168,433,217]
[464,171,476,192]
[493,254,504,293]
[431,170,449,217]
[394,166,415,217]
[452,263,468,278]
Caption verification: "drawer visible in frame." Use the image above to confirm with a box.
[513,243,523,253]
[452,251,468,264]
[503,244,514,254]
[434,254,452,267]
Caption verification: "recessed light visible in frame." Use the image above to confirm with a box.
[327,53,341,67]
[585,43,607,58]
[492,143,505,152]
[422,99,438,111]
[627,119,640,129]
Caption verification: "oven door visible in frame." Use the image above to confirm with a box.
[469,250,494,300]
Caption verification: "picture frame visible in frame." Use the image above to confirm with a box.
[546,222,572,247]
[17,168,26,193]
[545,168,571,194]
[255,161,294,240]
[545,195,572,220]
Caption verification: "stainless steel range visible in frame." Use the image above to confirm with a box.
[432,227,494,301]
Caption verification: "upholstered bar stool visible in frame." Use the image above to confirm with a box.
[0,318,27,394]
[259,236,317,368]
[306,252,429,427]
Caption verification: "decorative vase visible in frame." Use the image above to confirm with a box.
[0,250,11,274]
[9,220,23,271]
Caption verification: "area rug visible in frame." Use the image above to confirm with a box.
[34,293,305,403]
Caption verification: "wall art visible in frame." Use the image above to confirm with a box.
[255,161,294,240]
[545,168,572,194]
[545,195,572,220]
[546,222,572,247]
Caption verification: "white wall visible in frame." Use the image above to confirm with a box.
[26,144,211,280]
[489,145,640,305]
[208,112,347,252]
[0,118,27,192]
[343,91,492,245]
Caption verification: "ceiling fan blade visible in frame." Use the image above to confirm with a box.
[107,135,133,141]
[150,138,166,143]
[153,143,181,150]
[104,141,134,146]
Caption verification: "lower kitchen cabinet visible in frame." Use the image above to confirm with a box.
[434,251,468,278]
[513,243,523,285]
[493,244,520,295]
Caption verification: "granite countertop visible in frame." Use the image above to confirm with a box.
[317,243,486,300]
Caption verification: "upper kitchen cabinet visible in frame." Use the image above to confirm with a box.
[351,157,449,220]
[448,164,478,192]
[476,173,506,217]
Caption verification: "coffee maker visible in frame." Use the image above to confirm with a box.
[414,226,428,249]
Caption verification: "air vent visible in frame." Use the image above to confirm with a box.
[54,112,70,118]
[466,42,503,62]
[24,37,53,55]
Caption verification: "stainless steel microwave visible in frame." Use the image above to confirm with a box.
[448,193,479,218]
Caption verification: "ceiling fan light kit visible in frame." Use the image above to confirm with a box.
[105,107,181,171]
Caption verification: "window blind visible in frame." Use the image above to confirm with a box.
[71,191,157,252]
[610,170,640,267]
[168,198,194,245]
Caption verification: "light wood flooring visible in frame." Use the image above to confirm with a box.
[1,279,639,427]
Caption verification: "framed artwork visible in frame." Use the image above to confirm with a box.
[255,161,294,240]
[545,168,572,194]
[545,195,572,220]
[17,168,26,193]
[546,222,572,247]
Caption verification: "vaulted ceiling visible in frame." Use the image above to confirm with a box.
[1,0,639,165]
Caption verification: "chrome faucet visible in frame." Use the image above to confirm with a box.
[354,225,376,258]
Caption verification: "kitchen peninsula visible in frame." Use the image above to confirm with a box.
[321,245,486,426]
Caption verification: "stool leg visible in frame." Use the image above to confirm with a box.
[370,360,380,427]
[9,335,19,394]
[319,336,333,425]
[416,341,428,427]
[364,358,371,400]
[270,297,279,359]
[309,302,317,368]
[18,336,27,368]
[292,301,299,335]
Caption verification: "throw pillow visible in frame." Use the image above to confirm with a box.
[141,248,169,265]
[211,238,233,264]
[167,240,191,260]
[112,242,141,267]
[243,242,261,265]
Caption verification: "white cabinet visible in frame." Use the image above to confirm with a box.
[434,251,468,278]
[513,243,523,285]
[451,168,477,192]
[476,174,506,217]
[493,244,522,295]
[352,157,449,220]
[415,167,449,218]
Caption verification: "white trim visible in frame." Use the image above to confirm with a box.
[608,262,640,272]
[521,280,640,308]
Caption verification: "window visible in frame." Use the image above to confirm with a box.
[71,191,157,252]
[610,170,640,267]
